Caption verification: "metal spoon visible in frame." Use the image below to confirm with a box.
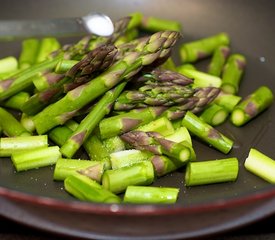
[0,12,114,40]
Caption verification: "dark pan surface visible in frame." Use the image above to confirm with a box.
[0,0,275,239]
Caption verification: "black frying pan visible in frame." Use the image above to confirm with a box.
[0,0,275,239]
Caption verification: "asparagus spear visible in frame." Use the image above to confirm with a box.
[114,68,194,111]
[124,186,179,204]
[121,131,193,163]
[33,31,181,134]
[22,44,118,116]
[182,111,234,154]
[230,86,273,126]
[60,82,127,158]
[99,86,219,139]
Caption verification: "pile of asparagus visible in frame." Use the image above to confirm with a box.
[0,13,274,204]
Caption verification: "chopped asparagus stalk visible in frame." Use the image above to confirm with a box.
[99,107,166,139]
[213,92,242,112]
[0,107,31,137]
[64,173,121,203]
[3,91,30,111]
[244,148,275,183]
[165,126,192,145]
[221,54,246,94]
[110,149,152,169]
[54,59,78,74]
[137,117,175,136]
[53,158,103,181]
[18,38,40,69]
[177,65,222,88]
[35,37,61,63]
[11,146,61,171]
[150,155,185,177]
[180,32,230,63]
[124,186,179,204]
[32,71,64,92]
[199,104,229,126]
[0,56,18,74]
[230,86,274,126]
[0,135,48,157]
[208,45,230,76]
[84,134,111,162]
[185,157,239,186]
[182,111,234,154]
[141,16,182,32]
[102,161,155,194]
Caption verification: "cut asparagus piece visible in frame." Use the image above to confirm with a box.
[0,56,62,101]
[230,86,274,126]
[110,149,152,169]
[165,126,192,145]
[11,146,61,171]
[177,65,222,88]
[53,158,103,181]
[0,107,31,137]
[102,161,155,194]
[182,111,234,154]
[150,155,184,177]
[0,56,18,74]
[244,148,275,183]
[2,91,30,111]
[99,106,167,139]
[141,16,182,32]
[180,33,230,63]
[213,92,242,112]
[221,54,246,94]
[208,45,230,76]
[199,104,229,126]
[35,37,61,63]
[124,186,179,204]
[185,157,239,186]
[64,173,121,203]
[0,135,48,157]
[18,38,40,69]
